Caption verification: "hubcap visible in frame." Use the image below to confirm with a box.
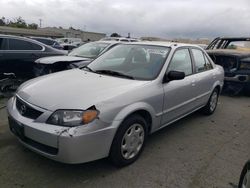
[242,170,250,188]
[210,92,218,112]
[121,123,145,160]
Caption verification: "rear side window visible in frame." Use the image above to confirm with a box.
[192,49,211,72]
[168,49,193,76]
[9,39,43,50]
[204,55,213,70]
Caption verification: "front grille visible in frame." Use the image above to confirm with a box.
[16,97,43,119]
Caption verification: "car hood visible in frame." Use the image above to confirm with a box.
[35,55,91,64]
[17,69,149,111]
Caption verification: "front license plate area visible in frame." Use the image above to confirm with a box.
[8,116,25,140]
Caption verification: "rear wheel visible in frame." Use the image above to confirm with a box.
[109,114,147,167]
[202,88,219,115]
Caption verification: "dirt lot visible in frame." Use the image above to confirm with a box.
[0,95,249,188]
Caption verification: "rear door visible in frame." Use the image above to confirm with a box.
[190,48,215,107]
[4,38,44,78]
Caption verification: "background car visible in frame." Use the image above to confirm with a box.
[29,37,64,50]
[7,42,224,166]
[56,37,83,47]
[100,37,139,42]
[0,34,66,79]
[206,37,250,95]
[34,41,121,76]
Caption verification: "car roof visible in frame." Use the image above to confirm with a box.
[119,41,203,48]
[213,37,250,41]
[30,36,55,40]
[93,40,122,45]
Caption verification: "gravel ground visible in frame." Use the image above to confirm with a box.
[0,95,249,188]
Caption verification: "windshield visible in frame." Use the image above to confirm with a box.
[69,42,109,58]
[87,44,170,80]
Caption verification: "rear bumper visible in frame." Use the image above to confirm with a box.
[7,97,117,164]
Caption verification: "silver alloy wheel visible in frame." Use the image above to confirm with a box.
[242,170,250,188]
[121,123,145,160]
[210,91,218,112]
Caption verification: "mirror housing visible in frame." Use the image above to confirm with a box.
[163,71,185,83]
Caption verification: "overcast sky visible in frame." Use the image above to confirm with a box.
[0,0,250,39]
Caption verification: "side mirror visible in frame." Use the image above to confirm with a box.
[163,71,185,83]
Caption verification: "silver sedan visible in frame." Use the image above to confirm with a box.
[7,42,224,166]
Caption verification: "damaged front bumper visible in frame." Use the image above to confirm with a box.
[7,97,118,164]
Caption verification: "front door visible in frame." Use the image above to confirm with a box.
[161,48,197,126]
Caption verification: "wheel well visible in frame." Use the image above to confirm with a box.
[215,85,221,93]
[126,110,152,133]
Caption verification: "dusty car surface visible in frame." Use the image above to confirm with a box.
[7,42,224,166]
[206,37,250,95]
[34,41,120,76]
[239,160,250,188]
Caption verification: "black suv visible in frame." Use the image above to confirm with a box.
[0,34,66,79]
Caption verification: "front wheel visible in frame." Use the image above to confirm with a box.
[202,88,219,115]
[109,114,148,167]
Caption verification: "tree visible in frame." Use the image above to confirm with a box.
[0,17,5,26]
[28,23,38,29]
[8,16,27,28]
[110,33,121,37]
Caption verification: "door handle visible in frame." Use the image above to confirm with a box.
[191,80,196,86]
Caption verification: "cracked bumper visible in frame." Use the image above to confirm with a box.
[7,97,117,164]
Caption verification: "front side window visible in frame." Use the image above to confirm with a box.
[87,44,170,80]
[9,39,42,50]
[168,48,193,76]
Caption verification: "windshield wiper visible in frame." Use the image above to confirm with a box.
[95,70,134,80]
[82,66,95,73]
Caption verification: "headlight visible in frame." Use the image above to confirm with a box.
[47,110,99,126]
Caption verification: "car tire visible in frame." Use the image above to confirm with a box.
[202,88,219,115]
[109,114,148,167]
[238,161,250,188]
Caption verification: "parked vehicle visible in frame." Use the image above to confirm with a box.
[56,37,83,47]
[206,37,250,95]
[206,37,250,50]
[60,43,78,51]
[100,37,139,42]
[0,35,66,79]
[7,42,224,166]
[239,160,250,188]
[34,41,121,76]
[29,37,64,50]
